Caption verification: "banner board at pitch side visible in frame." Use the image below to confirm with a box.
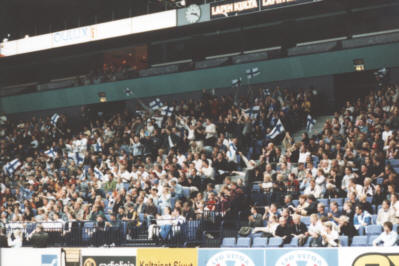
[137,248,197,266]
[81,248,136,266]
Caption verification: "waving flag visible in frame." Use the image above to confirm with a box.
[149,98,163,110]
[161,106,174,117]
[242,106,260,119]
[267,119,285,139]
[92,142,102,153]
[94,167,104,179]
[263,88,271,97]
[125,88,133,96]
[306,114,316,132]
[246,67,260,79]
[68,152,84,165]
[51,113,60,126]
[44,148,57,158]
[232,78,242,87]
[3,159,21,176]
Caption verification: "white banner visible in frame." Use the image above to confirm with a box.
[0,10,177,57]
[339,247,399,266]
[1,248,61,266]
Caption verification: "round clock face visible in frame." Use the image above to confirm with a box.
[185,4,201,24]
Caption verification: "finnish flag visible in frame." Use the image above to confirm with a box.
[94,167,104,179]
[161,106,174,117]
[263,88,271,97]
[3,159,21,176]
[246,67,260,79]
[44,148,57,158]
[92,142,102,153]
[267,119,285,139]
[149,98,163,110]
[306,114,316,132]
[68,152,84,165]
[51,113,60,126]
[232,78,242,87]
[125,88,133,96]
[242,106,260,119]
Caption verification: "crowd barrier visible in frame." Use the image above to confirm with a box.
[1,246,398,266]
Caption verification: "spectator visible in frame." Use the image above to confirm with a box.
[372,221,398,247]
[321,222,339,247]
[8,229,23,248]
[291,214,308,246]
[338,215,357,242]
[275,217,293,247]
[377,200,395,225]
[353,205,372,230]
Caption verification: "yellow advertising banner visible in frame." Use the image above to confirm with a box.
[137,248,197,266]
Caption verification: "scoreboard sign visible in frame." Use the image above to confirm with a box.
[261,0,315,10]
[211,0,259,19]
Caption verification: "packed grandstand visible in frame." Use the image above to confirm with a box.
[1,81,398,249]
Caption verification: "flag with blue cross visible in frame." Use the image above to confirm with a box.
[246,67,260,79]
[267,119,285,139]
[306,114,316,133]
[3,159,21,176]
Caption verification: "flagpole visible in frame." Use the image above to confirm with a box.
[129,89,153,115]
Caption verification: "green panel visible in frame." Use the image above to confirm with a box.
[1,42,399,114]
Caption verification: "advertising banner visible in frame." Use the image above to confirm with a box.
[339,247,399,266]
[261,0,315,10]
[137,248,197,266]
[81,248,136,266]
[210,0,259,19]
[1,248,61,266]
[267,248,338,266]
[198,249,265,266]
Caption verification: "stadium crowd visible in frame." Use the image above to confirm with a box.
[0,81,398,247]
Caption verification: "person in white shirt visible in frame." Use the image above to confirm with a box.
[8,229,23,248]
[373,221,398,247]
[321,222,339,247]
[382,124,393,144]
[390,193,399,224]
[204,119,217,146]
[377,200,395,225]
[341,167,355,192]
[304,180,322,199]
[298,145,311,164]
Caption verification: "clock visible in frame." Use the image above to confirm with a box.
[185,4,201,24]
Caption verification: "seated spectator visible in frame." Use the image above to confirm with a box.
[321,222,339,247]
[291,214,308,246]
[252,215,279,238]
[317,203,328,219]
[28,225,49,248]
[300,195,318,216]
[390,193,399,224]
[248,206,263,228]
[308,214,323,247]
[328,201,342,224]
[372,221,398,247]
[353,205,372,230]
[338,215,357,242]
[377,200,395,225]
[275,217,293,247]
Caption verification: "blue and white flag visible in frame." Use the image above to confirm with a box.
[263,88,271,97]
[94,167,104,179]
[44,148,57,158]
[68,152,84,165]
[242,106,260,119]
[51,113,60,126]
[149,98,163,110]
[125,88,132,96]
[161,106,174,117]
[267,119,285,139]
[246,67,260,79]
[92,142,102,153]
[232,78,242,87]
[306,114,316,132]
[3,159,21,176]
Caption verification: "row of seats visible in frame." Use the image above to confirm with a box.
[221,234,387,248]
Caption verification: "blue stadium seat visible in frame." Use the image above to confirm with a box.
[330,198,344,206]
[284,237,299,247]
[376,178,384,185]
[252,184,261,192]
[318,198,329,206]
[368,235,378,246]
[268,237,283,247]
[394,224,398,233]
[366,225,382,235]
[371,215,378,225]
[339,235,348,247]
[182,187,191,199]
[300,216,311,226]
[221,237,236,248]
[393,168,399,174]
[292,200,299,207]
[252,237,268,248]
[351,236,368,246]
[389,159,399,167]
[358,226,365,236]
[82,222,95,242]
[236,237,251,248]
[371,205,377,214]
